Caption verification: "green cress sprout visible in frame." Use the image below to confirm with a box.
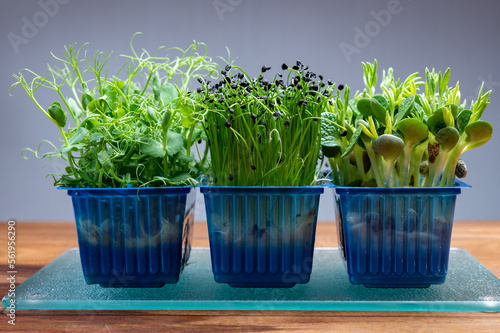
[10,33,218,188]
[322,60,493,187]
[201,60,339,186]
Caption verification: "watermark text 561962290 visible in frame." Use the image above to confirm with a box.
[7,0,72,54]
[6,220,17,325]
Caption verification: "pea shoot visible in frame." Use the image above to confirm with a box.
[10,33,218,188]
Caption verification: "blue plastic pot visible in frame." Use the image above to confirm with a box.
[65,187,195,287]
[200,186,324,288]
[332,183,469,287]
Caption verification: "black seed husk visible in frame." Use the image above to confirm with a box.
[261,65,271,73]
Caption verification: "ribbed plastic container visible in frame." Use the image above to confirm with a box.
[332,183,469,287]
[200,186,324,288]
[65,187,195,287]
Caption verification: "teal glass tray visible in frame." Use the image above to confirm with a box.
[3,247,500,311]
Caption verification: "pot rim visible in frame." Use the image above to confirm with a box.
[331,179,470,195]
[60,186,192,197]
[199,185,325,194]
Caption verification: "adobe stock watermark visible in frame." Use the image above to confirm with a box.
[6,220,17,326]
[340,0,407,64]
[213,0,243,21]
[463,74,500,104]
[7,0,72,54]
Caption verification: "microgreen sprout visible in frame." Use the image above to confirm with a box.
[10,33,218,188]
[322,60,493,187]
[202,61,337,186]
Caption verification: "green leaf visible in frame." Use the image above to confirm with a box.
[435,126,459,151]
[348,99,361,118]
[90,132,104,141]
[81,117,99,130]
[394,95,415,124]
[165,131,184,156]
[369,98,387,125]
[169,172,191,183]
[77,170,93,182]
[159,83,178,106]
[440,68,451,95]
[320,112,342,157]
[179,100,196,128]
[456,110,472,133]
[81,93,93,110]
[87,98,110,114]
[97,150,113,172]
[356,98,372,118]
[68,127,88,145]
[322,144,341,158]
[372,95,389,109]
[373,134,404,161]
[341,126,362,158]
[412,100,424,117]
[445,103,459,119]
[103,90,119,111]
[48,101,67,127]
[465,120,493,145]
[67,97,82,119]
[61,143,85,153]
[397,118,428,147]
[426,107,445,134]
[175,147,195,162]
[139,139,165,158]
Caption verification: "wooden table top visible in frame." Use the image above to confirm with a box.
[1,221,500,332]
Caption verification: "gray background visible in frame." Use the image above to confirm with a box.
[1,0,499,222]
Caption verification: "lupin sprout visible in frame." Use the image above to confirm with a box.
[321,60,493,187]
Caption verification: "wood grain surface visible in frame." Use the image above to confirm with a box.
[1,221,499,332]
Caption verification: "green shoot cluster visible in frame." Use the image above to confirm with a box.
[201,61,339,186]
[10,33,218,188]
[322,60,493,187]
